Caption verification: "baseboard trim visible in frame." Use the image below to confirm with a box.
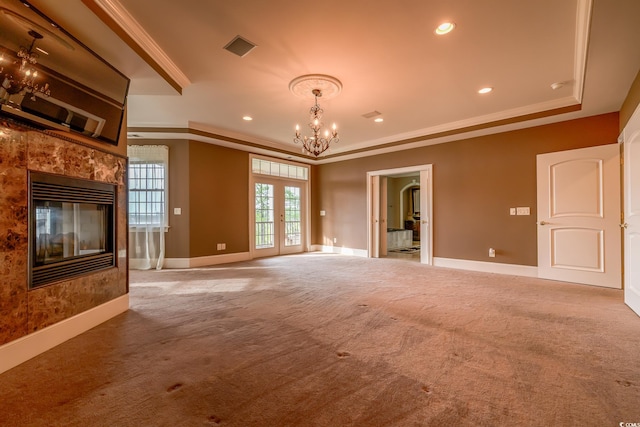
[164,252,252,269]
[433,257,538,277]
[0,294,129,375]
[311,245,368,257]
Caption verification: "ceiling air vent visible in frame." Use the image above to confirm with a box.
[224,35,257,57]
[362,110,382,119]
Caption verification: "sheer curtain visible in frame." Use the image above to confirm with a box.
[127,145,168,270]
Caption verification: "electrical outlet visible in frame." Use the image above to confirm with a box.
[217,243,226,250]
[333,237,337,244]
[489,248,496,257]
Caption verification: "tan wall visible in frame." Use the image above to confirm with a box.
[313,112,619,266]
[621,69,640,131]
[188,141,249,257]
[128,140,250,259]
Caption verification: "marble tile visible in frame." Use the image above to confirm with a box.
[26,131,65,175]
[0,125,129,344]
[0,125,27,173]
[0,250,28,345]
[27,268,124,332]
[64,143,96,180]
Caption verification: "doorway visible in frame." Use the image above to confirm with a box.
[367,165,433,264]
[250,155,309,259]
[253,179,306,258]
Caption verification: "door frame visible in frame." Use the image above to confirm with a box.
[249,155,311,259]
[367,164,433,265]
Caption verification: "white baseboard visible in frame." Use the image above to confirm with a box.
[164,252,252,269]
[0,294,129,375]
[433,257,538,277]
[310,245,368,257]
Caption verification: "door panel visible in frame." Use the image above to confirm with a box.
[537,144,621,288]
[254,182,277,257]
[280,184,304,254]
[254,180,305,258]
[623,108,640,316]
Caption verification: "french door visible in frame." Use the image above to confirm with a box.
[253,178,305,257]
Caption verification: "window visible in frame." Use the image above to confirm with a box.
[251,157,308,180]
[127,145,169,229]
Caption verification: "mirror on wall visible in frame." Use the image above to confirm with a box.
[0,0,129,145]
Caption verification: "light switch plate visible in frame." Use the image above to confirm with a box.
[174,207,182,215]
[510,208,516,216]
[320,210,326,216]
[516,207,530,216]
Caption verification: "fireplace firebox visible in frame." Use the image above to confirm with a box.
[29,172,116,288]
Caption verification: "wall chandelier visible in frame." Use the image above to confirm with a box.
[290,74,341,157]
[0,29,51,101]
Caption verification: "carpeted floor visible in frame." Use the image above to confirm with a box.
[1,253,639,426]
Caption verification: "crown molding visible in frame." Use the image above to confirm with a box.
[84,0,191,93]
[573,0,593,103]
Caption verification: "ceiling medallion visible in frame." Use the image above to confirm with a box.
[290,74,342,157]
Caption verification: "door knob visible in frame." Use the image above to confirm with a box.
[538,221,549,225]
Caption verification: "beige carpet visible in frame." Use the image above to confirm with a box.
[1,253,639,426]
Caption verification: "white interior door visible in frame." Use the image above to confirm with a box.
[622,107,640,316]
[419,168,433,264]
[380,177,388,257]
[254,179,305,257]
[537,144,621,288]
[370,175,380,258]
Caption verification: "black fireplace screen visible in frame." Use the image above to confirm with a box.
[29,172,115,288]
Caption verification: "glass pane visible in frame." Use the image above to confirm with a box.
[284,186,301,246]
[255,183,275,248]
[251,158,308,181]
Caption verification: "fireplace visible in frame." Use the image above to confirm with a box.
[29,171,116,288]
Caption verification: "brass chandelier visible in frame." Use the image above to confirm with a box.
[293,88,338,157]
[290,74,342,157]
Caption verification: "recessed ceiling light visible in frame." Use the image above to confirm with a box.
[478,87,493,94]
[374,118,384,123]
[242,116,253,121]
[435,22,455,35]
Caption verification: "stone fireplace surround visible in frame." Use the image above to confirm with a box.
[0,119,128,373]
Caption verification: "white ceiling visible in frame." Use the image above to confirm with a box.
[28,0,640,163]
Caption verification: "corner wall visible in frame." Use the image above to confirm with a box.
[312,112,619,266]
